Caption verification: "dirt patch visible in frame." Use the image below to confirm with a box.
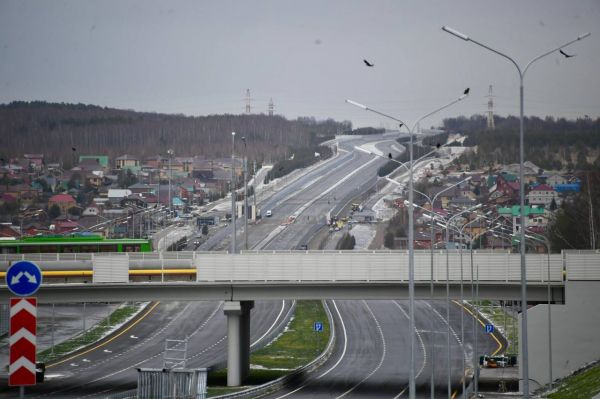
[368,223,386,249]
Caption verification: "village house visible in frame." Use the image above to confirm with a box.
[48,194,77,215]
[527,184,559,208]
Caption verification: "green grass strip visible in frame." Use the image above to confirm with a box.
[475,303,518,354]
[547,362,600,399]
[207,300,330,397]
[37,303,144,363]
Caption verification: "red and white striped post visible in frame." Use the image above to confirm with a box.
[9,297,37,387]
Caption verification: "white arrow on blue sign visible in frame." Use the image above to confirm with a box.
[313,321,323,332]
[6,260,42,297]
[485,324,495,334]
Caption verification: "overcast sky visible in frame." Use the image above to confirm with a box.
[1,0,599,129]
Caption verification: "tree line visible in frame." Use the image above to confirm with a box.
[443,114,600,171]
[0,101,350,167]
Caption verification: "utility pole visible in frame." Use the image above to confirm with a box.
[253,160,257,222]
[242,137,248,251]
[487,85,495,130]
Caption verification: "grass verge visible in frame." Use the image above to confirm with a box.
[547,362,600,399]
[207,300,330,397]
[475,302,518,354]
[37,302,145,363]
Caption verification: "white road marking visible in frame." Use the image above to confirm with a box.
[334,300,386,399]
[251,300,289,348]
[392,301,428,399]
[273,300,346,399]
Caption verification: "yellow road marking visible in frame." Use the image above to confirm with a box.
[448,300,505,398]
[453,300,503,356]
[46,301,161,368]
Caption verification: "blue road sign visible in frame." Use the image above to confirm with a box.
[313,321,324,332]
[485,324,495,334]
[6,261,42,297]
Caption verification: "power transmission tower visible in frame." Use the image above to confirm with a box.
[268,97,274,116]
[487,85,495,130]
[245,89,253,114]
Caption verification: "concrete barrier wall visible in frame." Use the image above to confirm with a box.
[521,281,600,391]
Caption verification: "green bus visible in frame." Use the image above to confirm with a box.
[0,234,153,254]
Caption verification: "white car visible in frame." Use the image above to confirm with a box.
[265,210,272,217]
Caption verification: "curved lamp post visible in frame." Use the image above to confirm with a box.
[442,26,590,397]
[347,92,468,399]
[388,175,471,398]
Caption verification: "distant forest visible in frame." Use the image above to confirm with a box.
[0,101,351,167]
[443,114,600,171]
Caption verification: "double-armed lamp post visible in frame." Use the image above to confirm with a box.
[347,91,468,399]
[442,26,590,396]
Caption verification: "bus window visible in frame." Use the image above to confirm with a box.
[123,244,141,252]
[39,245,59,253]
[80,245,100,252]
[1,246,17,254]
[21,246,40,253]
[98,245,118,252]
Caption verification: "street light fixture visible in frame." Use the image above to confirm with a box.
[242,136,248,251]
[347,91,469,399]
[442,25,590,397]
[231,132,237,254]
[389,175,471,398]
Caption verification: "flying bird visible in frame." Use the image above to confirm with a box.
[559,49,575,58]
[363,59,375,67]
[71,147,77,152]
[388,153,393,159]
[463,88,470,95]
[436,143,442,149]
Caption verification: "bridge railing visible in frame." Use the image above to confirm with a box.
[194,250,568,283]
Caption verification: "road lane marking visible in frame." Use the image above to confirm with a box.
[273,300,345,398]
[317,300,347,379]
[392,301,428,399]
[47,301,161,368]
[251,300,288,348]
[334,300,386,399]
[452,300,504,356]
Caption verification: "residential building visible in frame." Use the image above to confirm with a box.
[48,194,77,215]
[527,184,559,208]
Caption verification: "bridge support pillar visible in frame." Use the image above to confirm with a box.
[224,300,254,386]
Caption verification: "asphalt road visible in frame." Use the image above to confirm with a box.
[0,300,292,398]
[262,300,503,398]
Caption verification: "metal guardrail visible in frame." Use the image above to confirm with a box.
[211,300,337,399]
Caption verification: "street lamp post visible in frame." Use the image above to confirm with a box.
[231,132,237,254]
[387,175,471,399]
[167,149,174,218]
[242,136,248,251]
[347,92,468,399]
[442,26,590,397]
[441,204,481,398]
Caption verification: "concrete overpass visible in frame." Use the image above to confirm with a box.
[1,250,598,387]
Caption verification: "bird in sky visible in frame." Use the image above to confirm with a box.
[559,49,575,58]
[463,88,470,95]
[363,59,375,67]
[72,147,77,152]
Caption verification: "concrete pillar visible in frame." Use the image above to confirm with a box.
[224,300,254,386]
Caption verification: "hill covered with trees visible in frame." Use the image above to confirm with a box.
[443,115,600,171]
[0,101,351,167]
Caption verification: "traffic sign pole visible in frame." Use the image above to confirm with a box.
[6,261,42,390]
[9,297,37,386]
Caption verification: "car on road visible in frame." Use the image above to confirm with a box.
[265,210,272,217]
